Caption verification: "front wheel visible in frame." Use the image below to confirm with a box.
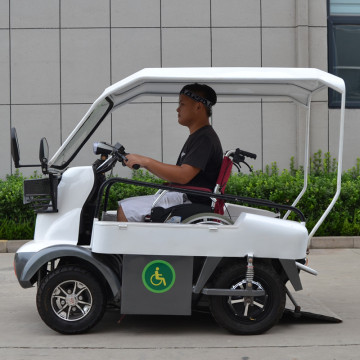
[209,261,285,335]
[36,265,106,334]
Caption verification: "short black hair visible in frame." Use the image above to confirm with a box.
[180,83,217,116]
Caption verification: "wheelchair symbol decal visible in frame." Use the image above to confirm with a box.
[142,260,176,293]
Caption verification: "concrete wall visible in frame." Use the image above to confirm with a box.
[1,0,358,179]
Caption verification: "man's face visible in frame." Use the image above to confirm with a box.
[176,94,198,127]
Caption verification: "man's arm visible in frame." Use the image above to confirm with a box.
[124,153,200,184]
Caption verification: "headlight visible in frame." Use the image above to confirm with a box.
[93,142,114,155]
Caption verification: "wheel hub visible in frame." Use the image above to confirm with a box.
[229,279,267,318]
[51,280,93,322]
[66,294,78,307]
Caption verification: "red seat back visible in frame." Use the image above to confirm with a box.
[213,156,233,215]
[168,155,234,216]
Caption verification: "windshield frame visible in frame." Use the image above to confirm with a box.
[49,97,113,171]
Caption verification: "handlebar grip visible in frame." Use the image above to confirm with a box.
[121,152,140,170]
[119,153,140,169]
[237,149,257,159]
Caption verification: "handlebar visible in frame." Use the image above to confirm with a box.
[93,141,140,173]
[113,143,140,170]
[94,142,256,175]
[224,148,257,173]
[236,148,257,160]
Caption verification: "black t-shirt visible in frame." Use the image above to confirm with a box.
[175,125,223,203]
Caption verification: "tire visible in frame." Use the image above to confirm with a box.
[182,212,234,225]
[36,265,106,334]
[209,261,285,335]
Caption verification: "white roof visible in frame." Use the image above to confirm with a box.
[102,67,345,107]
[49,67,345,171]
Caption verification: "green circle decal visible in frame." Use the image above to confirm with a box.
[142,260,176,293]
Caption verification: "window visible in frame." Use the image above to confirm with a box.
[328,0,360,107]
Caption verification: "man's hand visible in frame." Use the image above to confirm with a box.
[124,153,147,169]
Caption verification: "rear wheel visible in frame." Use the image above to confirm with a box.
[182,212,234,225]
[36,265,106,334]
[209,261,285,335]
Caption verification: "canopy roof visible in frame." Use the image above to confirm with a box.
[103,67,345,107]
[49,67,345,170]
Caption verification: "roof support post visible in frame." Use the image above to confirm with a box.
[308,89,346,245]
[284,96,311,220]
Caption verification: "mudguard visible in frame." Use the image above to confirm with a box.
[279,259,303,291]
[14,244,121,297]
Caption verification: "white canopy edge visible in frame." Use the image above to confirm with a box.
[101,67,345,108]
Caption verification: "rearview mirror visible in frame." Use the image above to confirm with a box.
[10,127,20,168]
[10,127,44,171]
[39,137,49,174]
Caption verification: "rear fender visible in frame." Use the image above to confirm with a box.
[192,257,304,293]
[15,245,121,297]
[279,259,303,291]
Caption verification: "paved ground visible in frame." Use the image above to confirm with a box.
[1,249,359,360]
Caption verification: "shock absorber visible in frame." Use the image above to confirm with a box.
[243,254,255,314]
[246,254,254,288]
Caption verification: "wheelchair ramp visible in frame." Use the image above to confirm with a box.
[284,292,342,323]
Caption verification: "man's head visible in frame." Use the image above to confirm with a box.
[179,83,217,117]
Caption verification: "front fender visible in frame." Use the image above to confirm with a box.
[14,245,121,297]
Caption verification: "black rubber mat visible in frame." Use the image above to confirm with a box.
[284,293,342,323]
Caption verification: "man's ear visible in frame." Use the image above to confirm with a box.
[196,102,204,112]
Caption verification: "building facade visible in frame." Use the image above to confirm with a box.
[0,0,358,178]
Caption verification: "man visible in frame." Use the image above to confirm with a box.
[117,83,223,222]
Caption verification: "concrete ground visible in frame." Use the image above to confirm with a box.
[1,249,359,360]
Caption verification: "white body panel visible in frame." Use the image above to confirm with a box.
[15,239,82,254]
[91,213,308,259]
[33,166,94,244]
[224,203,279,219]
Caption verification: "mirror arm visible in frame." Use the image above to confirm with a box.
[15,164,41,168]
[40,161,48,174]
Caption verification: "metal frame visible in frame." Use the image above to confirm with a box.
[95,177,306,222]
[47,67,346,245]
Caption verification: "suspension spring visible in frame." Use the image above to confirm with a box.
[246,255,254,288]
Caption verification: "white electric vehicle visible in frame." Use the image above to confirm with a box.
[12,68,345,335]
